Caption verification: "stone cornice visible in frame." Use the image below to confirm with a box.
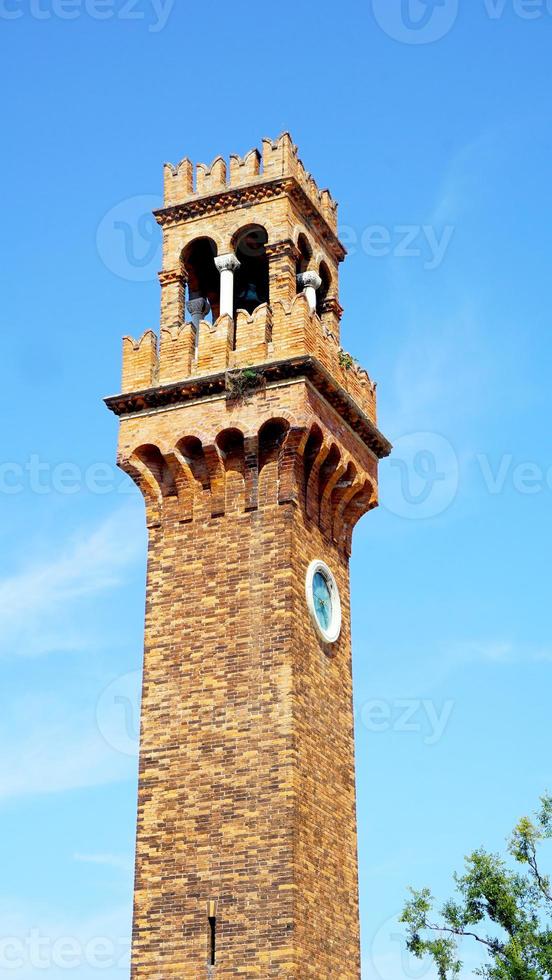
[153,177,346,263]
[104,355,391,460]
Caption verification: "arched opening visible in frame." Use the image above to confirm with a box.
[317,261,332,315]
[233,225,269,315]
[296,234,312,279]
[335,461,357,496]
[258,418,289,473]
[182,238,219,321]
[133,444,176,497]
[303,424,324,495]
[176,436,211,490]
[216,428,245,471]
[319,444,341,498]
[258,418,290,506]
[216,428,246,513]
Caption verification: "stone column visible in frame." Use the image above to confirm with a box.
[214,254,241,318]
[186,297,211,353]
[158,268,186,328]
[297,271,322,312]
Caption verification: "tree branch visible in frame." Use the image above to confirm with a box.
[424,920,505,955]
[527,842,552,906]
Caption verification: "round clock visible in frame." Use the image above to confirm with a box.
[305,559,342,644]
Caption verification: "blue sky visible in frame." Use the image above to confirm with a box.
[0,1,551,977]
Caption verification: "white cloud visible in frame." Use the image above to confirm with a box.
[0,898,131,980]
[387,307,486,436]
[379,131,505,443]
[0,506,145,800]
[428,129,501,229]
[450,639,552,666]
[0,505,145,658]
[73,853,132,872]
[0,699,135,802]
[453,639,514,663]
[358,636,552,710]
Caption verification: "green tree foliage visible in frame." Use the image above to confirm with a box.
[400,795,552,978]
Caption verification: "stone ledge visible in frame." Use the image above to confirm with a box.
[105,355,392,460]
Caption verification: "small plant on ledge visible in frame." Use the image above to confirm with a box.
[338,350,358,371]
[225,367,266,404]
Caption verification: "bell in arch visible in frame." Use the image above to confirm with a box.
[237,281,261,315]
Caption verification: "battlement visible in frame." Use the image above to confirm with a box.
[163,133,338,231]
[120,296,377,426]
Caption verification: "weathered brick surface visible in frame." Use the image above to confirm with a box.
[131,500,359,978]
[122,296,378,427]
[108,136,390,978]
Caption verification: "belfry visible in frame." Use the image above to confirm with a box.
[106,133,391,978]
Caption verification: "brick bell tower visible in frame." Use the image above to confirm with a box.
[106,133,391,979]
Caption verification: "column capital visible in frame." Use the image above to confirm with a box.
[215,253,241,274]
[297,271,322,291]
[186,297,211,319]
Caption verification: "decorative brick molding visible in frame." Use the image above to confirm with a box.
[265,238,301,262]
[154,177,345,264]
[118,412,377,552]
[158,267,187,287]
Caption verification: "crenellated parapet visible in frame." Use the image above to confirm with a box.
[162,132,338,232]
[119,296,378,425]
[117,416,377,556]
[121,330,158,391]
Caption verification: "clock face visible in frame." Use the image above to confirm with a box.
[306,559,342,644]
[313,571,332,632]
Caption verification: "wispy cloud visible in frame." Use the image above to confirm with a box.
[450,639,552,666]
[0,697,136,801]
[428,128,502,228]
[0,898,131,980]
[358,637,552,708]
[386,306,488,437]
[0,505,144,657]
[0,506,144,799]
[74,852,133,872]
[381,130,504,442]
